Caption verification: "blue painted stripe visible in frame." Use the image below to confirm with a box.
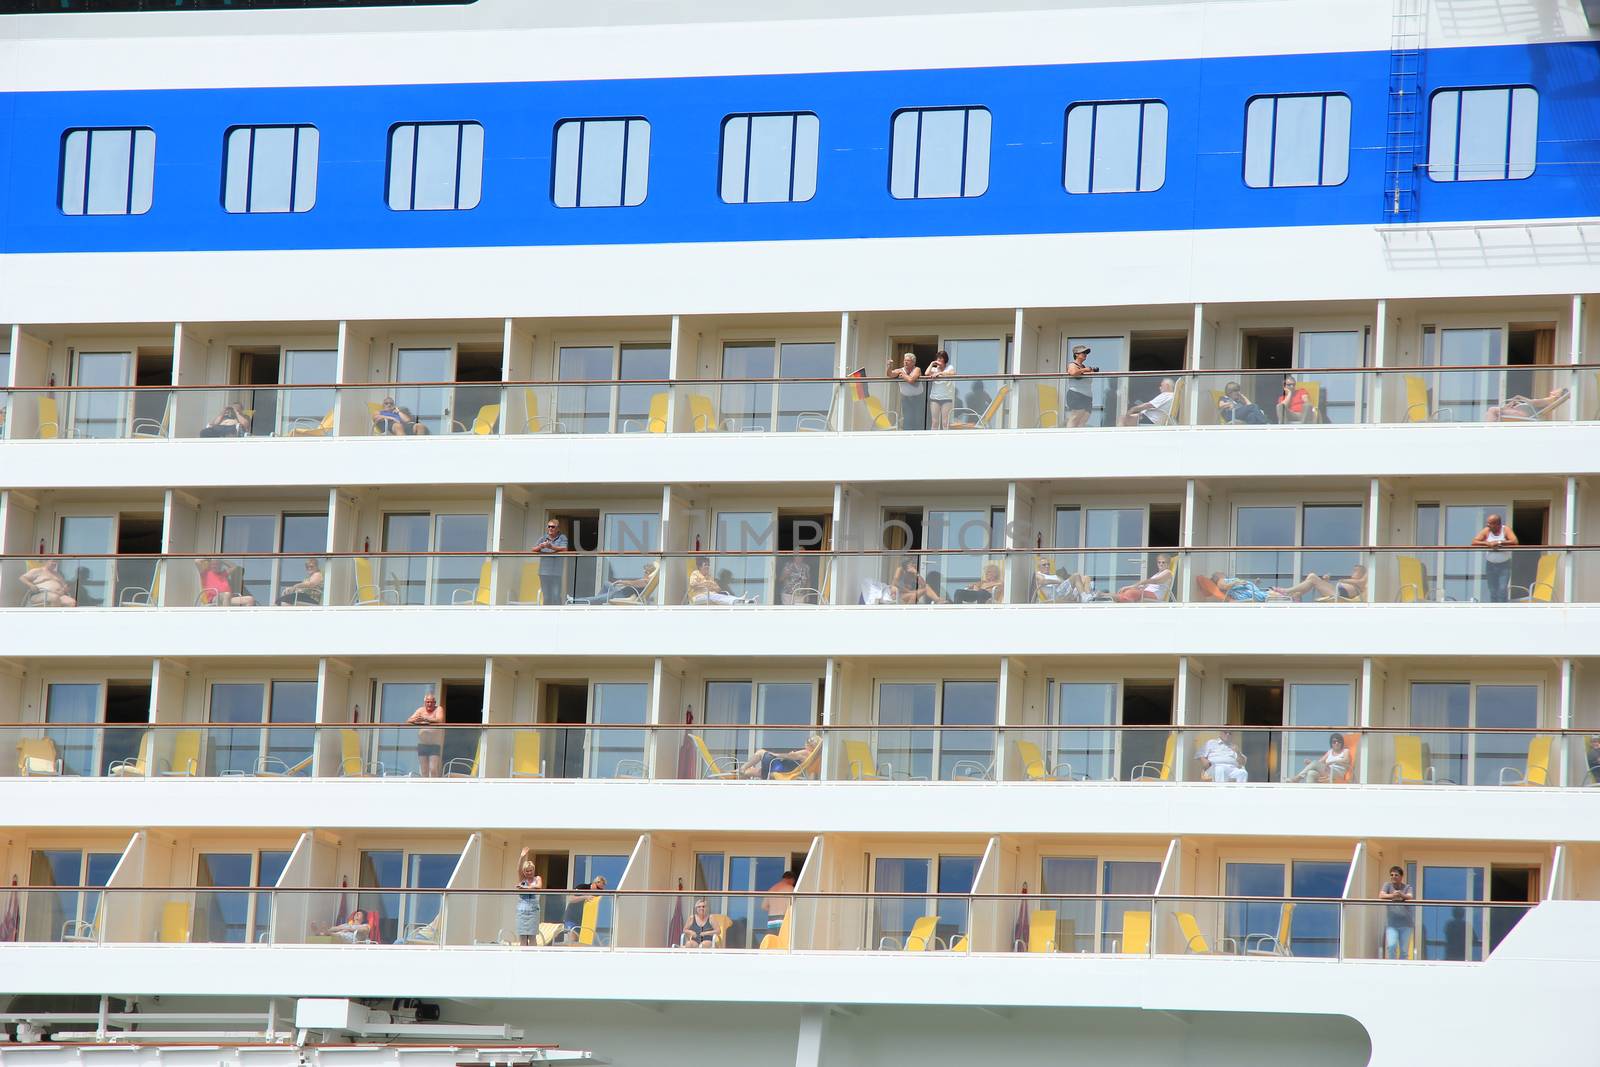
[0,41,1596,254]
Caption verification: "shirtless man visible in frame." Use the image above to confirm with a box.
[407,692,446,778]
[1273,564,1368,602]
[20,559,76,607]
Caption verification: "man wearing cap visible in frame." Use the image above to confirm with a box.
[1065,345,1097,427]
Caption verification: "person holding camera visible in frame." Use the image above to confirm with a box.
[1065,345,1097,427]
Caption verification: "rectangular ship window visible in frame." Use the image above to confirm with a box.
[1243,93,1349,188]
[60,127,155,216]
[1063,100,1167,194]
[553,118,651,208]
[223,124,318,213]
[889,106,990,199]
[720,112,819,204]
[387,121,484,211]
[1428,87,1538,182]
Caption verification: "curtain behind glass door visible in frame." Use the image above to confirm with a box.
[871,857,931,949]
[617,344,669,433]
[721,343,775,431]
[924,509,990,591]
[1040,857,1096,953]
[45,682,100,777]
[704,680,753,767]
[394,348,451,434]
[207,683,266,776]
[1409,682,1469,785]
[778,342,836,430]
[71,351,132,438]
[589,682,648,779]
[221,514,277,605]
[557,346,614,433]
[1053,682,1116,782]
[715,511,774,601]
[381,514,430,605]
[877,683,935,780]
[279,349,336,434]
[59,515,115,608]
[1297,331,1362,424]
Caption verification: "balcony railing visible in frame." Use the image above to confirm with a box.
[3,886,1529,962]
[4,546,1588,609]
[6,723,1595,788]
[3,364,1594,440]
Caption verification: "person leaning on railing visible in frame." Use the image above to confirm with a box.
[1064,345,1097,428]
[1380,867,1415,959]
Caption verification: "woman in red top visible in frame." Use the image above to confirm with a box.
[195,559,257,606]
[1276,375,1314,424]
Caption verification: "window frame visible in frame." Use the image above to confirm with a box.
[1241,91,1351,190]
[221,123,319,215]
[58,126,156,217]
[718,110,820,205]
[550,116,652,209]
[1062,98,1169,195]
[384,120,484,213]
[1426,84,1538,183]
[887,105,992,201]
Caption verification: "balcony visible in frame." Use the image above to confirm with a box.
[3,364,1595,443]
[4,546,1588,610]
[6,723,1595,789]
[2,885,1533,965]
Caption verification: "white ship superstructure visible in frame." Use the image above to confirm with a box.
[2,1,1600,1064]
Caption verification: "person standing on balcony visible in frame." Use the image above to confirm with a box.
[534,519,570,604]
[925,350,956,430]
[1064,345,1097,428]
[1196,728,1248,782]
[1380,866,1415,959]
[1471,514,1518,603]
[407,691,446,778]
[515,849,544,947]
[762,869,798,934]
[888,352,925,431]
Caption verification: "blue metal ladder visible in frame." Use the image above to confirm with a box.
[1383,0,1427,222]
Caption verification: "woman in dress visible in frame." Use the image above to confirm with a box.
[515,849,544,946]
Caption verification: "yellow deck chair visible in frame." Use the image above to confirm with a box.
[903,914,942,951]
[844,739,888,781]
[445,734,486,778]
[506,562,541,605]
[1396,555,1427,603]
[1297,381,1321,422]
[1510,553,1559,604]
[161,730,201,776]
[131,396,172,439]
[1014,739,1075,781]
[1175,911,1213,954]
[401,914,440,944]
[1119,910,1151,954]
[469,403,501,435]
[352,557,391,606]
[452,560,492,606]
[1245,901,1295,956]
[159,901,191,943]
[1132,731,1176,781]
[339,729,379,777]
[576,895,603,946]
[631,392,668,433]
[690,734,739,779]
[286,409,334,437]
[510,731,545,778]
[108,732,154,777]
[950,385,1011,429]
[1403,374,1437,422]
[759,908,793,950]
[1391,735,1434,785]
[949,933,970,952]
[18,737,62,776]
[256,751,314,777]
[609,566,659,606]
[1157,379,1186,426]
[522,388,548,433]
[1022,909,1058,952]
[688,394,718,433]
[1036,383,1060,428]
[772,741,822,781]
[37,396,62,439]
[1501,735,1553,786]
[365,401,383,433]
[857,394,897,431]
